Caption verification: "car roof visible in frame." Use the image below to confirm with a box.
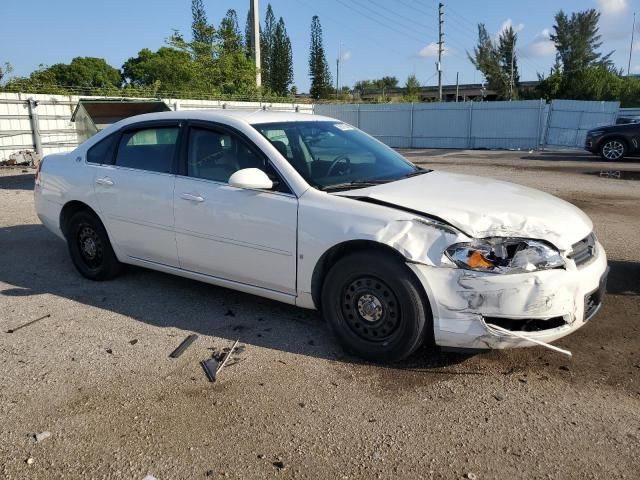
[113,109,336,128]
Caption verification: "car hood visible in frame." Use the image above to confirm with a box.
[336,171,592,251]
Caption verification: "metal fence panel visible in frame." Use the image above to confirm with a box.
[545,99,619,148]
[314,104,359,127]
[316,100,549,150]
[358,104,412,148]
[470,100,544,150]
[412,103,469,149]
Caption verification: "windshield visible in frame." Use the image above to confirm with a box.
[253,121,425,190]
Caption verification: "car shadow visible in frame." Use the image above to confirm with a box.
[0,223,472,369]
[0,173,35,190]
[606,260,640,296]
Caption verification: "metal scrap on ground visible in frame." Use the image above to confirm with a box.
[169,334,198,358]
[6,314,51,334]
[201,339,240,383]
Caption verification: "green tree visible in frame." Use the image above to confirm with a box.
[469,24,520,99]
[404,74,420,101]
[374,76,399,89]
[498,26,519,99]
[244,9,254,58]
[550,9,613,74]
[0,62,12,84]
[191,0,215,58]
[309,15,332,99]
[270,18,294,96]
[122,47,196,93]
[219,9,243,53]
[261,4,277,91]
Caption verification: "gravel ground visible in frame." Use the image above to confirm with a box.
[0,150,638,479]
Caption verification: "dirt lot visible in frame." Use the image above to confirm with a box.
[0,150,638,479]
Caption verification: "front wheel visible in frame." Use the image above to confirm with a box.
[600,138,626,161]
[321,251,431,363]
[66,210,122,280]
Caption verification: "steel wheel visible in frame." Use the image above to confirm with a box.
[601,140,625,160]
[341,276,401,342]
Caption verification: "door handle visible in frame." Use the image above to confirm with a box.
[180,193,205,203]
[95,177,114,186]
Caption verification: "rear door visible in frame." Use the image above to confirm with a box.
[91,121,182,267]
[173,122,298,294]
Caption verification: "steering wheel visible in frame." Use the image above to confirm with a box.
[327,154,352,177]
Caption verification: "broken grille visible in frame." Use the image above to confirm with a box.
[568,233,596,267]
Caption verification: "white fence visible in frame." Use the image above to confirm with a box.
[315,99,620,151]
[0,92,312,161]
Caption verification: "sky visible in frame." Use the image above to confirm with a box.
[0,0,638,93]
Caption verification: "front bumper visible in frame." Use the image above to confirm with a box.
[584,135,604,153]
[408,241,608,349]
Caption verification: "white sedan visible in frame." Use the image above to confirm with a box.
[34,110,608,362]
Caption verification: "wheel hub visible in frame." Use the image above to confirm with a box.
[357,294,383,322]
[341,276,400,342]
[82,237,97,258]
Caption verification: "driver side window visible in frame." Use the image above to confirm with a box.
[187,128,240,183]
[186,126,290,193]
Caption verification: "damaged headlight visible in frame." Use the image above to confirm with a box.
[445,238,564,274]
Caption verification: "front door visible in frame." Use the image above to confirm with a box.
[92,123,181,267]
[173,124,298,294]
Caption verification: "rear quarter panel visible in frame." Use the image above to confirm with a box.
[35,149,102,237]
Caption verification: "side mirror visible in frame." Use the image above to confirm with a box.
[228,168,273,190]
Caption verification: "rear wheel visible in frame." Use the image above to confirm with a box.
[321,251,431,363]
[600,138,626,161]
[66,210,122,280]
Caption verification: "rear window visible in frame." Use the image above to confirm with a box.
[115,127,179,173]
[87,134,117,165]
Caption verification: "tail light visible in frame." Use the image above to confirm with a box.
[35,157,46,186]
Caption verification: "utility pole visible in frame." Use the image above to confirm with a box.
[509,41,515,100]
[251,0,261,88]
[455,72,459,102]
[336,57,339,98]
[437,2,444,102]
[628,12,636,77]
[336,43,341,98]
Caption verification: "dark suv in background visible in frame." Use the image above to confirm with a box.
[585,121,640,161]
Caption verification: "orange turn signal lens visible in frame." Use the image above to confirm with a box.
[467,250,494,269]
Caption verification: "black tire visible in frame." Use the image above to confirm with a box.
[321,251,432,363]
[599,138,627,161]
[66,210,122,281]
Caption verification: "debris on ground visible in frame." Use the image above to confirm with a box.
[201,339,240,383]
[464,473,478,480]
[26,458,34,465]
[493,393,505,401]
[33,431,51,443]
[273,461,285,470]
[6,313,51,333]
[106,348,113,354]
[129,339,138,345]
[201,358,220,382]
[169,334,198,359]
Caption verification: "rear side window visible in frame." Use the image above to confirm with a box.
[115,127,179,173]
[87,134,117,165]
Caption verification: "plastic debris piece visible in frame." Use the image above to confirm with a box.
[201,358,219,382]
[35,431,51,443]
